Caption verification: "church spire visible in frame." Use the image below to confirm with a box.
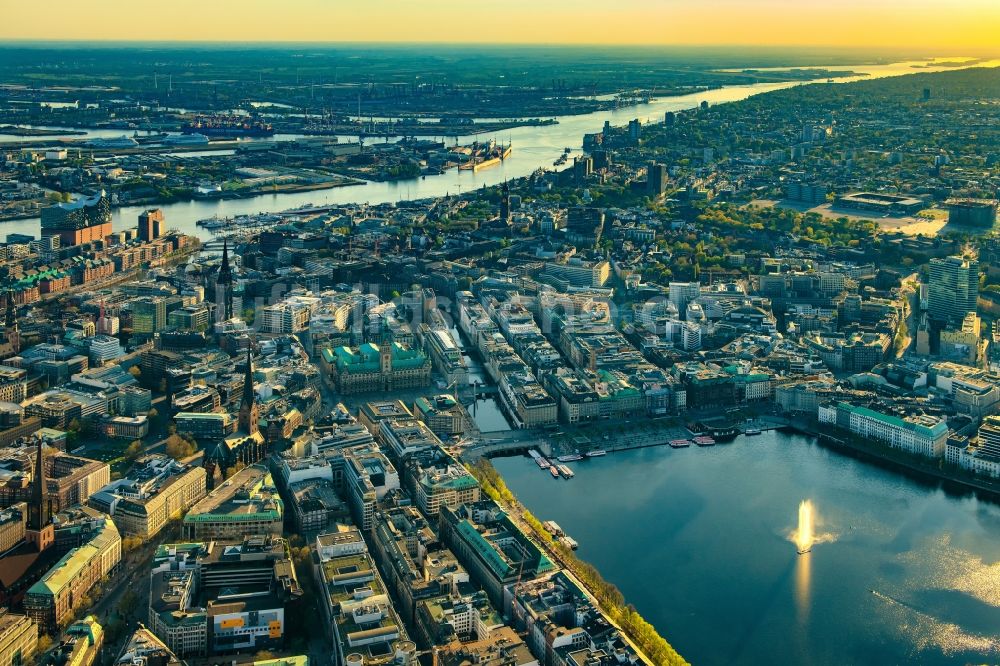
[28,436,49,531]
[217,239,234,321]
[238,343,258,435]
[219,238,231,277]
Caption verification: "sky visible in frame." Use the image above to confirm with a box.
[4,0,1000,50]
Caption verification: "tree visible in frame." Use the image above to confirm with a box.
[119,589,139,616]
[164,434,195,460]
[124,441,142,461]
[225,462,247,479]
[36,635,52,654]
[127,366,141,378]
[146,408,159,420]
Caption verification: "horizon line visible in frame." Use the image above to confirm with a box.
[0,39,995,55]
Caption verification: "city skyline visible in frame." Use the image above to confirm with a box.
[4,0,1000,50]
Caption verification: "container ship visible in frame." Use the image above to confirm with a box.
[182,115,275,138]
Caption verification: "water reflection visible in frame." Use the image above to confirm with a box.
[795,551,811,626]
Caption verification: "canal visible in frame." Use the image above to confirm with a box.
[493,430,1000,665]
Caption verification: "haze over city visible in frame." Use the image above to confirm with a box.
[4,0,1000,49]
[0,4,999,666]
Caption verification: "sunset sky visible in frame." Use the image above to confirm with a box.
[4,0,1000,50]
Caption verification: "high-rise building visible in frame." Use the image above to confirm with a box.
[669,282,702,315]
[130,297,167,335]
[647,162,667,196]
[928,256,979,325]
[138,209,165,242]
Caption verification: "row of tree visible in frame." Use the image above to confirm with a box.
[468,459,687,666]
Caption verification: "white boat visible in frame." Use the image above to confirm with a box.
[558,454,584,462]
[528,449,542,459]
[745,428,762,436]
[557,465,574,479]
[586,450,607,457]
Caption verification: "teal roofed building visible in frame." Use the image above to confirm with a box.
[321,339,431,395]
[440,500,555,609]
[819,401,950,459]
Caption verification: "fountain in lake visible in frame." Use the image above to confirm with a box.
[793,500,816,554]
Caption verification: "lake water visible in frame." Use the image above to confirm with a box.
[4,57,999,241]
[492,430,1000,665]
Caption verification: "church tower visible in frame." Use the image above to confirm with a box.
[26,436,53,552]
[217,238,234,321]
[238,344,259,436]
[500,181,511,225]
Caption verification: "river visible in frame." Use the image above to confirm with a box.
[492,430,1000,665]
[4,57,999,241]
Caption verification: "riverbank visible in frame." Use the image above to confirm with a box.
[786,417,1000,499]
[468,459,686,666]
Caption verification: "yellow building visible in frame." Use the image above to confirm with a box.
[0,611,37,666]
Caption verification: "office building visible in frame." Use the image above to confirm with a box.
[314,529,414,666]
[413,395,466,439]
[542,259,610,289]
[88,456,206,539]
[23,518,121,632]
[149,536,301,657]
[114,627,183,666]
[182,465,283,540]
[947,199,997,227]
[927,256,979,325]
[130,298,167,335]
[49,615,103,666]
